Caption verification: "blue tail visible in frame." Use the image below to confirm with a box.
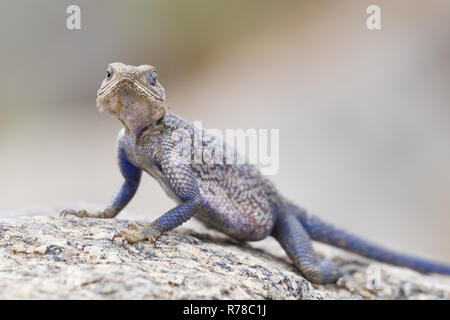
[297,212,450,275]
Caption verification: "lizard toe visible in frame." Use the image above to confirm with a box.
[60,209,81,217]
[112,228,148,244]
[127,223,141,231]
[337,274,378,299]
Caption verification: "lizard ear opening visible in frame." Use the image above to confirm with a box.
[146,71,157,86]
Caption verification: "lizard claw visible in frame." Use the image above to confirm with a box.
[60,209,88,217]
[112,224,157,247]
[337,274,378,299]
[60,208,114,218]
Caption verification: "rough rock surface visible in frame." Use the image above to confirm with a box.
[0,208,449,299]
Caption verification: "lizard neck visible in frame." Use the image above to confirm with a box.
[137,113,167,144]
[118,108,168,145]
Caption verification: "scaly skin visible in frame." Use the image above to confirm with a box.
[61,62,450,291]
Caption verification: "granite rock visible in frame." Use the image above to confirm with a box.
[0,210,449,299]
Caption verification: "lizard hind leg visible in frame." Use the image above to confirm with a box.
[272,211,377,298]
[271,211,343,284]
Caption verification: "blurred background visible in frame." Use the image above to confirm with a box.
[1,0,449,262]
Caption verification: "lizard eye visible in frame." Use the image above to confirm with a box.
[105,69,113,81]
[146,71,157,86]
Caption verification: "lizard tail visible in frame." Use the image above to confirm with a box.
[294,209,450,275]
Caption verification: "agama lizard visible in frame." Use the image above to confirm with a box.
[61,62,450,289]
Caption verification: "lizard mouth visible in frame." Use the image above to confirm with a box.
[97,76,164,102]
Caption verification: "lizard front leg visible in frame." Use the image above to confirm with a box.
[60,147,142,219]
[113,158,201,245]
[112,198,201,245]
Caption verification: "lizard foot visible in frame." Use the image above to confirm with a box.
[337,274,378,300]
[112,223,157,247]
[60,208,115,219]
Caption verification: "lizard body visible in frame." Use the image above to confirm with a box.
[61,62,450,288]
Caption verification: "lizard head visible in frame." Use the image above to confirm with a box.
[96,62,167,142]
